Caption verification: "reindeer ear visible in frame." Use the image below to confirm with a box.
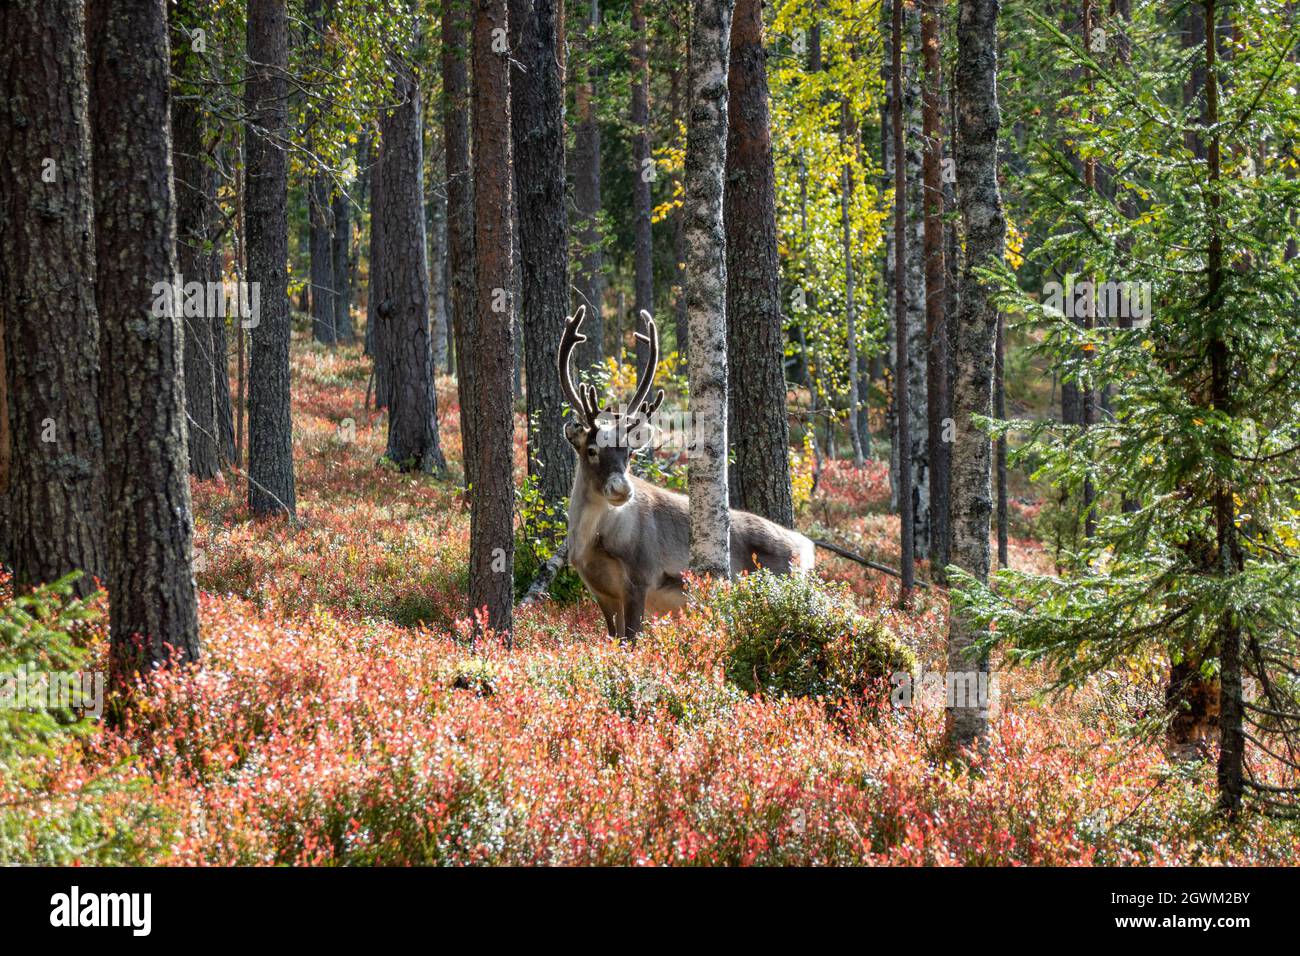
[565,420,585,448]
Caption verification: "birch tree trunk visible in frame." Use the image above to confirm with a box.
[469,0,517,636]
[685,0,736,576]
[945,0,1006,751]
[88,0,201,679]
[0,0,107,595]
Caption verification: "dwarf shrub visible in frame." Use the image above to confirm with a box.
[715,571,914,703]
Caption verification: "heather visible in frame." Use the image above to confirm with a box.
[2,339,1296,866]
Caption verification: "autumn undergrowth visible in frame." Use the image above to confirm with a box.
[2,334,1296,866]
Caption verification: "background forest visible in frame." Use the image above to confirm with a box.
[1,0,1298,865]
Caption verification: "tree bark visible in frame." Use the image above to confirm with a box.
[571,0,605,374]
[172,0,224,481]
[307,0,336,346]
[671,13,690,358]
[444,0,478,486]
[882,0,902,512]
[245,0,296,517]
[0,0,107,595]
[428,123,449,372]
[309,173,337,344]
[892,0,915,602]
[631,0,655,376]
[995,311,1008,568]
[1203,0,1243,814]
[470,0,517,636]
[333,186,354,342]
[904,4,930,561]
[1164,0,1219,760]
[381,50,448,475]
[685,0,736,576]
[510,0,575,512]
[368,130,391,409]
[88,0,201,680]
[944,0,1006,751]
[840,102,864,467]
[922,0,951,579]
[723,0,792,527]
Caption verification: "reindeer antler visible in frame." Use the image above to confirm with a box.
[558,306,601,429]
[611,310,665,440]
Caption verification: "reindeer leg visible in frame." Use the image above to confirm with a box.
[623,585,647,645]
[595,595,620,638]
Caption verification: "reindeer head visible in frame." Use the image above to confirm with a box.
[558,306,664,507]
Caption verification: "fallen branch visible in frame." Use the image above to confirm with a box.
[812,539,931,589]
[517,543,569,607]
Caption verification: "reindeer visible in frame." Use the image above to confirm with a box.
[558,306,815,641]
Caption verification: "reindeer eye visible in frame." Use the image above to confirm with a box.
[586,447,599,462]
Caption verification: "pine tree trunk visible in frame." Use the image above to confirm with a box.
[0,316,9,564]
[381,52,447,475]
[631,0,655,376]
[510,0,575,512]
[922,0,951,579]
[428,128,449,372]
[469,0,517,636]
[369,132,391,409]
[905,4,931,561]
[307,0,336,346]
[245,0,296,518]
[882,0,900,513]
[172,0,223,481]
[891,0,914,601]
[444,0,478,486]
[571,0,605,374]
[310,174,337,344]
[685,0,736,576]
[88,0,201,679]
[724,0,793,528]
[0,0,107,595]
[944,0,1006,751]
[333,187,354,342]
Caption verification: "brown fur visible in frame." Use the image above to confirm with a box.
[566,425,813,641]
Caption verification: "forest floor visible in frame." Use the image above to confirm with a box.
[4,329,1298,865]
